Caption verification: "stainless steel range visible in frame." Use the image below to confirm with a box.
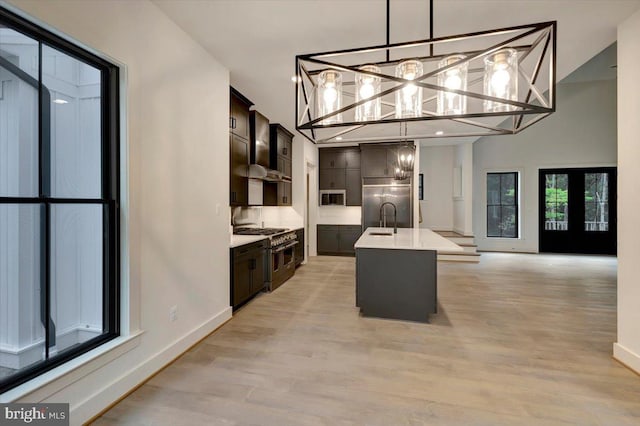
[234,227,298,291]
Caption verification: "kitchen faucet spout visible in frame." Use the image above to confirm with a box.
[379,202,398,234]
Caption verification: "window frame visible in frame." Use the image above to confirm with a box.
[0,6,120,393]
[486,171,519,238]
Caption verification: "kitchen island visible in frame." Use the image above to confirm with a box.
[354,227,463,323]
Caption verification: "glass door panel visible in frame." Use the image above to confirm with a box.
[584,173,609,232]
[544,173,568,231]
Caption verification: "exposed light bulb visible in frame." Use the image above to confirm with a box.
[53,99,68,104]
[396,60,423,118]
[324,86,337,104]
[445,74,462,90]
[437,54,468,116]
[436,130,444,136]
[483,48,517,112]
[359,83,374,99]
[356,65,381,122]
[491,68,511,96]
[403,82,417,96]
[318,70,342,124]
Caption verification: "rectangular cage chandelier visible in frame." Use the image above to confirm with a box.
[295,19,556,144]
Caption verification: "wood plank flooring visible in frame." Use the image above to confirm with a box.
[93,253,640,425]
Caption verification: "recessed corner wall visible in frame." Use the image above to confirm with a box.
[616,8,640,374]
[472,79,617,252]
[4,0,232,422]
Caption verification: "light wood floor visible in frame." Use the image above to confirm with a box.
[93,253,640,425]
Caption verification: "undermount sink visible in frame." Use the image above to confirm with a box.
[369,231,394,236]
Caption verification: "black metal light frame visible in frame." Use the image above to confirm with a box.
[295,17,556,144]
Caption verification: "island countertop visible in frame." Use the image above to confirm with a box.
[354,227,464,252]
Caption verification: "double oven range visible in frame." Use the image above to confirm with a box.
[233,227,298,291]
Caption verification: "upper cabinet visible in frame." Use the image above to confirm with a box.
[319,149,346,169]
[271,124,293,166]
[229,87,253,206]
[360,146,393,177]
[264,123,294,206]
[230,87,251,140]
[319,147,362,206]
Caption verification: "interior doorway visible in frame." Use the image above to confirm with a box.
[539,167,617,254]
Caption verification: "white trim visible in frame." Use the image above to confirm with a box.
[71,307,231,423]
[613,343,640,374]
[0,331,143,403]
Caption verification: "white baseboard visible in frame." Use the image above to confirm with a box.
[613,342,640,374]
[72,307,232,425]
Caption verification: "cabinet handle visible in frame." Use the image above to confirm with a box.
[384,168,388,176]
[283,147,288,155]
[330,160,334,167]
[230,117,233,129]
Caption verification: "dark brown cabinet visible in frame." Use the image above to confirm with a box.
[230,134,248,205]
[344,149,360,169]
[317,225,362,256]
[230,88,253,206]
[231,239,267,309]
[250,111,270,167]
[319,147,361,206]
[319,168,346,190]
[264,123,294,206]
[295,228,304,267]
[230,87,251,140]
[278,182,292,205]
[346,168,362,206]
[361,146,394,177]
[320,150,346,169]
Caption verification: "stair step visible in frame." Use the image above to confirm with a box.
[438,252,481,263]
[434,231,476,246]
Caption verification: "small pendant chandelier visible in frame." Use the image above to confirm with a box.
[295,0,556,144]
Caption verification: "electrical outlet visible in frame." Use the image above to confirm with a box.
[169,305,178,322]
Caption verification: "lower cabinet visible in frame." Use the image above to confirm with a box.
[231,239,268,309]
[295,228,305,267]
[317,225,363,256]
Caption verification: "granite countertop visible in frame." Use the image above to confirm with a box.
[354,227,463,252]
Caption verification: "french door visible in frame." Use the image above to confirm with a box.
[539,168,616,254]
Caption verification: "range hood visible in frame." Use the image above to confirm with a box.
[248,164,292,182]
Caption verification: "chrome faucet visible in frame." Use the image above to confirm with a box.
[379,202,398,234]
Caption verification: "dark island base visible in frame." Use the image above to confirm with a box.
[355,248,437,323]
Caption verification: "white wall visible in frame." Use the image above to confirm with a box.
[453,144,474,236]
[614,10,640,374]
[2,1,232,424]
[301,139,319,257]
[472,79,617,252]
[418,145,454,231]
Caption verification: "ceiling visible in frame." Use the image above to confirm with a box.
[153,0,640,146]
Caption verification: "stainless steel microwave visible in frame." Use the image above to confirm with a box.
[319,189,346,206]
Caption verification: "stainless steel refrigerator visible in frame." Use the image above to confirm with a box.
[361,183,413,231]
